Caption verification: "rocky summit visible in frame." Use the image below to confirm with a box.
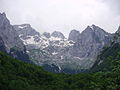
[14,23,113,73]
[0,13,25,52]
[0,13,30,62]
[0,12,115,73]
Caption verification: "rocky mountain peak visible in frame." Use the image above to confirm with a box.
[83,25,109,39]
[51,31,65,39]
[0,13,25,52]
[68,29,80,42]
[84,25,105,32]
[0,12,10,28]
[0,13,114,73]
[90,24,96,29]
[14,24,40,37]
[69,25,112,64]
[42,32,50,38]
[0,12,6,17]
[84,25,96,32]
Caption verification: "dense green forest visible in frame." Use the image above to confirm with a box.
[0,50,120,90]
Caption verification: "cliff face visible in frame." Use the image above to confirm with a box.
[15,23,113,73]
[69,25,112,58]
[0,13,30,62]
[91,26,120,72]
[0,13,25,52]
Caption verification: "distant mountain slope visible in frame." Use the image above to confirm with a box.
[14,24,113,73]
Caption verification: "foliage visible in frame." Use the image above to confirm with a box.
[0,51,120,90]
[91,43,120,72]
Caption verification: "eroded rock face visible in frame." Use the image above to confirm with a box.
[1,12,114,73]
[14,24,40,37]
[67,25,113,68]
[15,23,113,73]
[43,32,51,38]
[69,25,112,58]
[68,29,81,42]
[0,13,25,52]
[0,13,30,62]
[51,31,65,39]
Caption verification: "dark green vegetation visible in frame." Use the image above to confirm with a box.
[91,43,120,72]
[0,50,120,90]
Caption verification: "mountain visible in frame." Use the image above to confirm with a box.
[0,13,25,52]
[67,25,112,69]
[14,24,40,37]
[14,23,113,73]
[43,32,51,38]
[0,12,30,62]
[13,24,42,50]
[91,26,120,72]
[14,24,75,73]
[51,31,65,39]
[1,12,120,89]
[0,12,119,74]
[68,29,81,42]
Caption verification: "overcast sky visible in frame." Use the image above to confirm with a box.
[0,0,120,37]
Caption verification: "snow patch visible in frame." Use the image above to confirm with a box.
[19,34,23,37]
[50,36,63,41]
[74,57,81,60]
[52,52,58,55]
[18,25,28,29]
[105,34,108,37]
[90,25,94,30]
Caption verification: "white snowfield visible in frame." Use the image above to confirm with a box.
[20,34,74,49]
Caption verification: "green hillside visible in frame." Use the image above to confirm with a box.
[91,43,120,72]
[0,51,120,90]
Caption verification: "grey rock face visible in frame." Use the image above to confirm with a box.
[0,13,25,52]
[43,32,50,38]
[51,31,65,39]
[67,25,112,68]
[68,29,81,42]
[14,24,42,49]
[14,24,40,37]
[0,13,30,63]
[13,21,113,72]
